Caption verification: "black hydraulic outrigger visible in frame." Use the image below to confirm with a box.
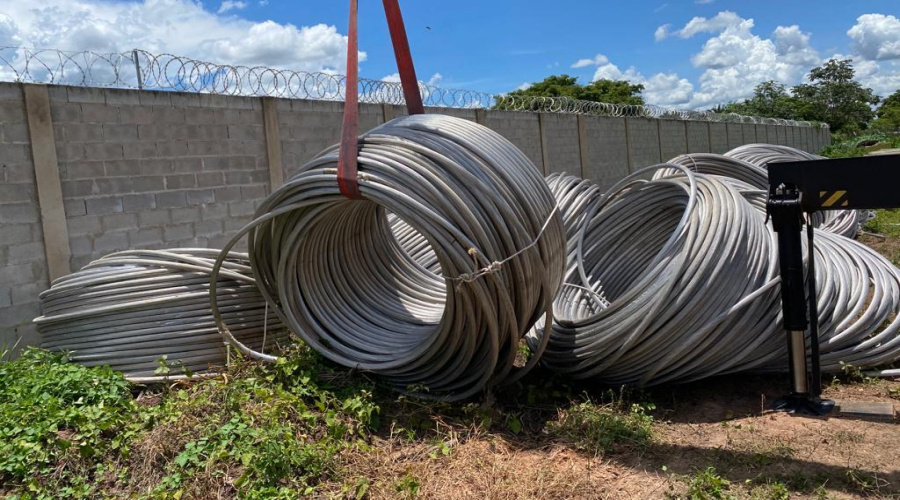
[766,153,900,415]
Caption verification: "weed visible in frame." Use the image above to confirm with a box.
[0,345,380,499]
[845,469,889,495]
[0,348,139,497]
[394,472,421,499]
[888,385,900,400]
[685,467,732,500]
[821,132,900,160]
[548,395,654,454]
[747,480,790,500]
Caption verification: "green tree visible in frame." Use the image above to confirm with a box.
[722,81,801,119]
[493,74,644,111]
[791,59,879,133]
[872,89,900,131]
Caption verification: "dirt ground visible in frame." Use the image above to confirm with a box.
[340,373,899,499]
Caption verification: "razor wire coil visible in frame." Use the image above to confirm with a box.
[0,46,827,127]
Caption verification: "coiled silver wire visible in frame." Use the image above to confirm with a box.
[538,167,785,385]
[543,157,900,384]
[654,146,862,238]
[725,144,864,237]
[35,249,287,382]
[212,114,566,400]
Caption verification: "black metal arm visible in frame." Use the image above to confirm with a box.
[766,153,900,415]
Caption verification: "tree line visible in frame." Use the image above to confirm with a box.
[501,59,899,134]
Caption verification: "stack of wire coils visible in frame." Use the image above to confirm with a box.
[538,144,900,385]
[36,249,287,382]
[212,114,567,400]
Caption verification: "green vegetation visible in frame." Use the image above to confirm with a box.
[819,131,900,159]
[863,209,900,239]
[721,81,801,121]
[504,59,894,134]
[872,89,900,132]
[547,396,655,454]
[0,347,661,498]
[0,348,138,498]
[683,467,732,500]
[494,74,645,111]
[2,346,896,498]
[0,346,379,499]
[723,59,881,133]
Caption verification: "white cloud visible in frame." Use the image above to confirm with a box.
[572,54,609,69]
[516,82,532,91]
[677,11,743,39]
[696,0,715,4]
[0,0,363,72]
[582,11,900,108]
[654,24,670,42]
[381,72,443,87]
[570,53,694,107]
[217,1,247,14]
[773,25,819,66]
[839,57,900,98]
[0,15,23,47]
[648,12,823,108]
[847,14,900,61]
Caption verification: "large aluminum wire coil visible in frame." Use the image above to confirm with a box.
[35,249,287,382]
[653,146,862,237]
[541,167,900,385]
[212,114,567,400]
[724,144,867,237]
[536,167,784,385]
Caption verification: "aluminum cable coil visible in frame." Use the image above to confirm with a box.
[725,144,865,237]
[654,148,861,238]
[211,114,566,400]
[540,169,900,384]
[35,249,288,382]
[535,167,785,385]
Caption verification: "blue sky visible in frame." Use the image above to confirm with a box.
[1,0,898,108]
[228,0,898,93]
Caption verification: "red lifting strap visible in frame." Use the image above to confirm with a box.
[337,0,424,199]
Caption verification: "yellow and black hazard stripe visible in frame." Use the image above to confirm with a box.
[819,190,849,208]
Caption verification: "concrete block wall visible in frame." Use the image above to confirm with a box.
[484,110,544,172]
[626,118,662,170]
[581,116,629,189]
[741,124,757,144]
[0,81,830,348]
[540,114,580,176]
[0,85,47,349]
[725,123,743,151]
[50,86,271,271]
[279,99,345,178]
[709,123,729,153]
[755,125,769,144]
[659,120,688,161]
[686,122,711,153]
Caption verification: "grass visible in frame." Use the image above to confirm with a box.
[675,466,732,500]
[2,329,898,498]
[0,346,380,499]
[0,348,138,498]
[0,345,663,499]
[863,209,900,239]
[547,397,655,455]
[820,131,900,159]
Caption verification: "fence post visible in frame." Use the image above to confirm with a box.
[22,83,72,280]
[261,97,284,190]
[131,50,144,90]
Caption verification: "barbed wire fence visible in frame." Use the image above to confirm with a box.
[0,46,827,128]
